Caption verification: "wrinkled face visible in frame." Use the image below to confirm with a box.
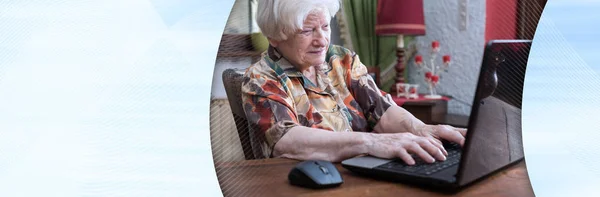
[270,11,331,70]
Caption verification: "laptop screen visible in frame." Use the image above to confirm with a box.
[457,40,532,186]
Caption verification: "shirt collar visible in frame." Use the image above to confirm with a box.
[267,46,302,77]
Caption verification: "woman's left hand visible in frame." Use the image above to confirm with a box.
[413,124,467,147]
[374,105,467,150]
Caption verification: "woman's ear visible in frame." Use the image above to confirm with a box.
[268,39,279,48]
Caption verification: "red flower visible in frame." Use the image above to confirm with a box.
[425,72,432,79]
[415,55,423,64]
[432,41,440,49]
[431,75,439,83]
[443,55,451,64]
[410,87,417,94]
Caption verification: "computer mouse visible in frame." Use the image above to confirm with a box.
[288,160,343,189]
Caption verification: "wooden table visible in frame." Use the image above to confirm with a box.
[215,158,534,197]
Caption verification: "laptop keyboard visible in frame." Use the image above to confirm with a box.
[376,143,462,175]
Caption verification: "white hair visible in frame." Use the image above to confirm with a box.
[256,0,341,41]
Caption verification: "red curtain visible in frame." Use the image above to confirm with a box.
[485,0,518,42]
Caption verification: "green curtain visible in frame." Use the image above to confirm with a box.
[342,0,398,91]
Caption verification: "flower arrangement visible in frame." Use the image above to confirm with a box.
[415,41,451,99]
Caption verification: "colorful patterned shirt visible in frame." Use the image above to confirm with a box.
[241,45,395,159]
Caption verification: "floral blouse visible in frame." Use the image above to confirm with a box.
[241,45,395,158]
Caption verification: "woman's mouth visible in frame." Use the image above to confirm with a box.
[308,49,325,55]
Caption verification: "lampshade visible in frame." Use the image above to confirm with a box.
[375,0,426,36]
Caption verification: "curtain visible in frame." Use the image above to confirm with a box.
[342,0,400,91]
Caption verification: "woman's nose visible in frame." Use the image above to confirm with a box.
[313,29,328,46]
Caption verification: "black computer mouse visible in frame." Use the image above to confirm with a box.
[288,160,343,189]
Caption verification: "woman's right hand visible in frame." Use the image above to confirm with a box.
[364,132,448,165]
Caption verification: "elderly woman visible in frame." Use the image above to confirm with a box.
[242,0,466,165]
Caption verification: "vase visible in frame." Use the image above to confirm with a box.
[251,32,269,52]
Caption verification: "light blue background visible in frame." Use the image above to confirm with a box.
[0,0,234,196]
[523,0,600,196]
[0,0,599,196]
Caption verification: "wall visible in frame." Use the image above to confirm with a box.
[407,0,487,115]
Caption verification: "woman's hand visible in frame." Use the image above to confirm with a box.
[412,124,468,146]
[365,132,448,165]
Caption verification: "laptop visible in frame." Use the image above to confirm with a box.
[341,40,532,192]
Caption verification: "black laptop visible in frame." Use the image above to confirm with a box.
[341,40,532,192]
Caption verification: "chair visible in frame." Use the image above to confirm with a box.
[222,68,255,160]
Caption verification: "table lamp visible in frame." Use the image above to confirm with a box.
[376,0,426,95]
